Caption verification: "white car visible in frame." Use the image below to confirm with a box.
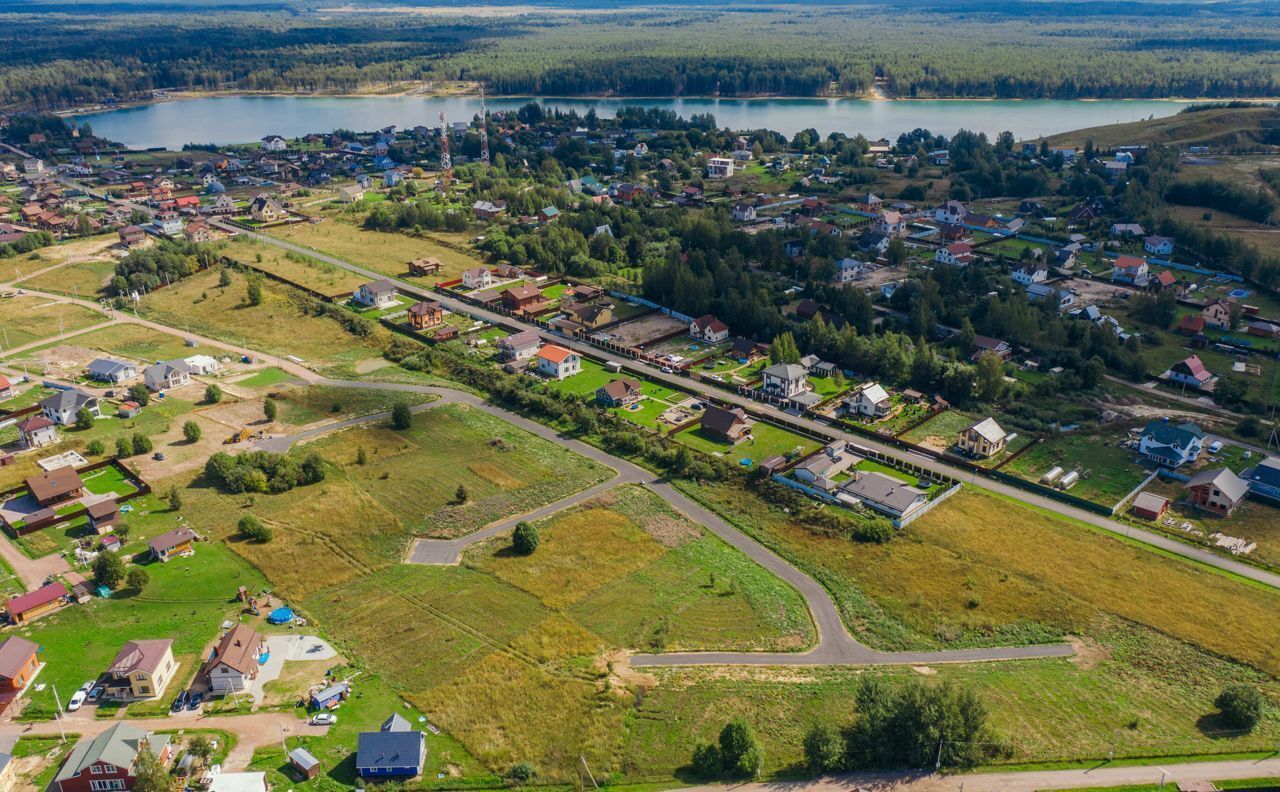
[311,713,337,726]
[79,680,95,693]
[67,690,87,712]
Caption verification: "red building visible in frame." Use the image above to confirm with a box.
[53,723,172,792]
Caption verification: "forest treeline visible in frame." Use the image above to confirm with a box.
[4,5,1280,108]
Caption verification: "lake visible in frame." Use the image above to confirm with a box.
[70,94,1191,150]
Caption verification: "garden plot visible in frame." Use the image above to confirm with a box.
[601,312,687,348]
[642,334,730,365]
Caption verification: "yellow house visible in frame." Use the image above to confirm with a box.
[958,417,1007,458]
[103,639,177,701]
[567,301,614,329]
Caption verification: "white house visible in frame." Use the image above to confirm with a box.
[1144,235,1174,256]
[690,315,730,344]
[707,157,735,179]
[935,243,973,268]
[535,345,581,380]
[833,258,869,284]
[461,267,493,290]
[1011,263,1049,286]
[934,200,967,225]
[205,625,264,694]
[144,360,192,392]
[40,389,99,425]
[260,135,287,151]
[732,204,757,223]
[1026,282,1076,308]
[874,210,906,237]
[760,363,809,399]
[848,383,892,418]
[17,415,58,448]
[1138,420,1205,468]
[354,279,398,310]
[337,185,365,204]
[154,211,184,236]
[182,354,221,375]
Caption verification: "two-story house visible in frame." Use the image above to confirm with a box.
[958,417,1007,458]
[1186,467,1249,517]
[53,723,172,792]
[40,390,99,426]
[935,243,973,268]
[354,280,398,310]
[1138,420,1205,467]
[204,625,264,694]
[690,315,730,344]
[848,383,892,418]
[535,345,581,380]
[101,640,177,702]
[760,363,809,400]
[1201,299,1234,330]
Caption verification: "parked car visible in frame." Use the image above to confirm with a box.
[310,713,337,726]
[78,680,95,693]
[187,692,203,710]
[88,687,103,702]
[171,691,188,712]
[67,690,87,712]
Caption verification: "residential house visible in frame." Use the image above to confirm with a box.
[40,389,98,426]
[472,200,507,220]
[407,301,444,330]
[732,204,757,223]
[182,355,220,376]
[690,315,730,344]
[309,681,349,710]
[86,500,121,534]
[958,417,1007,458]
[407,258,442,277]
[1201,300,1234,330]
[5,583,67,626]
[1150,270,1178,291]
[383,170,404,188]
[183,218,221,244]
[706,157,735,179]
[596,378,643,408]
[838,472,928,521]
[1111,223,1145,237]
[1168,355,1214,390]
[336,184,365,204]
[154,211,183,236]
[497,330,541,362]
[1131,491,1170,521]
[248,194,286,223]
[566,301,614,329]
[934,200,968,225]
[760,363,809,400]
[1177,315,1207,336]
[353,280,398,310]
[356,713,426,778]
[0,376,12,400]
[1247,320,1280,339]
[874,210,906,237]
[833,258,869,284]
[935,243,973,268]
[148,527,197,562]
[535,345,581,380]
[1144,235,1174,256]
[848,383,891,418]
[1186,467,1249,517]
[26,466,85,507]
[204,625,264,694]
[461,268,493,290]
[17,415,58,449]
[1138,420,1205,467]
[500,284,546,313]
[970,335,1012,362]
[86,358,137,385]
[52,723,172,792]
[261,135,288,151]
[1241,456,1280,503]
[117,225,148,249]
[700,405,752,443]
[794,444,858,483]
[538,206,560,223]
[1011,263,1049,286]
[0,637,40,694]
[1026,282,1076,308]
[1111,255,1149,285]
[143,360,191,392]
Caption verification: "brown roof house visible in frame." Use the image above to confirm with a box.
[566,301,614,329]
[0,636,40,698]
[101,639,177,702]
[407,258,442,277]
[149,527,197,562]
[407,300,444,330]
[596,378,643,408]
[86,500,121,534]
[16,415,57,449]
[204,624,264,694]
[26,466,84,508]
[700,405,752,444]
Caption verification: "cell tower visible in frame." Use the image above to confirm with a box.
[479,88,491,168]
[438,110,452,188]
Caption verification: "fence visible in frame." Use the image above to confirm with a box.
[2,457,151,537]
[219,256,353,304]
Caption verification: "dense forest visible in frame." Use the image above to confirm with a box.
[4,3,1280,108]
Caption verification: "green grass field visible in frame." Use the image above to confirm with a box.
[1002,431,1150,507]
[267,216,484,285]
[17,259,117,299]
[675,421,817,464]
[0,296,105,350]
[223,238,369,298]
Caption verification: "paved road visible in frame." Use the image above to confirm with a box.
[261,378,1074,667]
[679,756,1280,792]
[210,220,1280,592]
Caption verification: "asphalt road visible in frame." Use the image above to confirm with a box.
[205,220,1280,591]
[259,378,1074,668]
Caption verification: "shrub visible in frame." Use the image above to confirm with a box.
[127,384,150,406]
[237,514,273,543]
[204,384,223,404]
[803,723,843,773]
[204,450,325,494]
[75,407,94,430]
[690,743,722,778]
[1215,685,1265,730]
[131,433,153,455]
[391,402,412,430]
[87,439,105,456]
[718,720,762,778]
[504,762,535,785]
[512,521,539,555]
[116,436,134,457]
[263,397,277,423]
[182,420,202,443]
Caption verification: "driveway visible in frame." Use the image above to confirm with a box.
[248,635,336,706]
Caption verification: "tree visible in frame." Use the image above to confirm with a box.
[1215,685,1265,731]
[75,407,94,430]
[691,743,723,778]
[128,384,151,406]
[263,397,277,423]
[1213,374,1249,406]
[116,436,134,457]
[132,742,169,792]
[512,521,539,555]
[125,567,149,592]
[131,433,153,455]
[186,734,215,767]
[204,383,222,404]
[182,420,202,443]
[168,486,182,511]
[803,723,843,773]
[218,268,233,287]
[886,238,909,267]
[87,439,105,456]
[93,551,126,588]
[246,278,263,306]
[356,446,368,465]
[844,678,991,770]
[975,350,1004,403]
[454,483,469,504]
[718,720,762,779]
[237,514,272,543]
[391,401,412,430]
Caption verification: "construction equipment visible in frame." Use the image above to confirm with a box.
[225,427,253,444]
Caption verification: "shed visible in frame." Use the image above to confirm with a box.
[289,748,322,779]
[1130,491,1169,521]
[310,681,350,710]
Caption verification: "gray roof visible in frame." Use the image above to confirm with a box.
[146,360,191,381]
[841,471,927,514]
[1187,467,1249,503]
[763,363,807,381]
[54,723,169,784]
[965,417,1007,444]
[499,330,542,350]
[289,747,320,770]
[40,389,95,413]
[382,713,412,732]
[356,729,425,773]
[86,358,133,378]
[361,279,397,297]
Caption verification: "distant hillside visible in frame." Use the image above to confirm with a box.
[1044,105,1280,149]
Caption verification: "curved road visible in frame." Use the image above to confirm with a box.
[261,378,1074,668]
[207,220,1280,592]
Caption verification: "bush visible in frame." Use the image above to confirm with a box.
[803,723,843,773]
[182,421,202,443]
[93,552,126,588]
[263,397,277,423]
[391,402,412,430]
[237,514,273,543]
[504,762,535,785]
[718,720,762,778]
[204,384,222,404]
[844,678,991,769]
[512,521,539,555]
[116,436,134,457]
[690,743,722,779]
[87,439,105,456]
[204,450,325,494]
[127,384,150,407]
[1215,685,1265,730]
[131,433,153,455]
[75,407,94,430]
[125,567,149,592]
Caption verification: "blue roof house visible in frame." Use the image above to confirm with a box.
[355,713,425,778]
[86,358,137,384]
[1138,420,1205,468]
[1242,456,1280,503]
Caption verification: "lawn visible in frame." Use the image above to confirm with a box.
[266,216,485,285]
[272,383,435,426]
[179,403,611,596]
[542,357,621,397]
[134,267,393,372]
[898,408,983,451]
[223,237,368,298]
[0,296,105,350]
[232,366,295,389]
[1002,430,1150,507]
[17,259,117,298]
[675,421,818,464]
[26,322,195,364]
[79,464,139,497]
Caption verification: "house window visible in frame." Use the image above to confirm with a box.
[90,780,125,791]
[91,765,103,775]
[138,685,151,694]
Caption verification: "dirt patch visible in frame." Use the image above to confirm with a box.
[911,665,937,675]
[21,343,99,375]
[202,397,274,432]
[598,650,657,696]
[355,358,393,374]
[132,410,252,480]
[468,462,523,489]
[1067,634,1112,670]
[638,514,700,548]
[605,312,687,348]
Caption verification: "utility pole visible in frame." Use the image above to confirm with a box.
[935,736,944,771]
[578,756,598,790]
[51,685,67,743]
[439,111,452,191]
[479,87,490,169]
